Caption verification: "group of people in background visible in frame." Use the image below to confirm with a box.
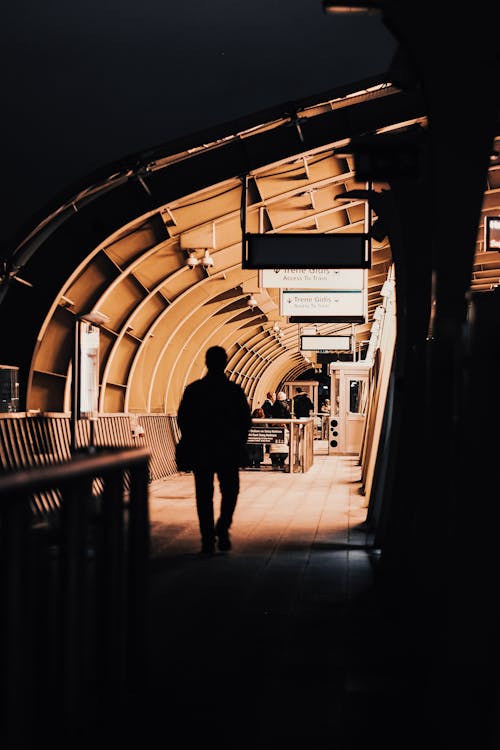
[261,387,314,420]
[256,388,315,471]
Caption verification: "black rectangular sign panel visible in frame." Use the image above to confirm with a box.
[247,426,285,444]
[242,232,371,269]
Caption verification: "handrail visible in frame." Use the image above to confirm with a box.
[248,417,314,473]
[0,445,150,493]
[0,446,151,750]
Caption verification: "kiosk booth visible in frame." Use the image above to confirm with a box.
[328,362,370,455]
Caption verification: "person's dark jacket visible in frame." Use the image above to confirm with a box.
[177,372,252,469]
[293,392,314,418]
[270,399,291,420]
[262,398,274,418]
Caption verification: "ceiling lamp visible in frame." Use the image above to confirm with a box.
[186,251,200,270]
[201,249,214,269]
[273,321,281,332]
[247,294,258,308]
[322,1,382,14]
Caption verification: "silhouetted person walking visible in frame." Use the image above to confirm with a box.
[177,346,252,554]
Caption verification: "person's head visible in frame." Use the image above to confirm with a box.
[253,407,265,418]
[205,346,227,373]
[266,391,275,401]
[277,391,287,402]
[296,387,303,394]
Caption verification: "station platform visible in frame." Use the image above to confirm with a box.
[126,452,423,750]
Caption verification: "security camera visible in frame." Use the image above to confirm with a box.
[201,249,214,269]
[187,252,200,270]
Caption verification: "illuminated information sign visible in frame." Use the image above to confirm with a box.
[300,335,351,351]
[485,216,500,251]
[259,268,364,289]
[281,290,365,320]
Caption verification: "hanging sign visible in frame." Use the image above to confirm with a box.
[243,232,371,269]
[259,268,364,289]
[281,290,365,319]
[300,335,351,351]
[485,216,500,251]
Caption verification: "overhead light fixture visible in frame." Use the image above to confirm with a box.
[273,321,281,332]
[247,294,258,308]
[201,249,214,269]
[186,251,200,270]
[322,1,382,14]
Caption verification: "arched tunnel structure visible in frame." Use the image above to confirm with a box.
[2,5,500,748]
[2,74,500,421]
[2,77,415,414]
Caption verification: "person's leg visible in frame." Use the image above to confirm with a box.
[255,444,264,469]
[193,468,216,552]
[215,463,239,550]
[277,450,287,470]
[247,443,256,468]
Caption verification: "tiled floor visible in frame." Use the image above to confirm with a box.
[84,446,500,750]
[123,452,422,749]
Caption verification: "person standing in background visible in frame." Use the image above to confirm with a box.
[262,391,275,418]
[261,392,275,460]
[177,346,252,554]
[271,391,291,420]
[292,387,314,418]
[269,392,291,470]
[320,398,331,439]
[245,406,265,469]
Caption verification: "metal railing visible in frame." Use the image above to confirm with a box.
[0,446,150,750]
[245,418,315,473]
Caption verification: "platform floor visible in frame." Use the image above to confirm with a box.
[117,452,429,750]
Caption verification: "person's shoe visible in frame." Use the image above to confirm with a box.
[216,530,232,552]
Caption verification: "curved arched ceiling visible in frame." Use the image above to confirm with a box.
[3,76,500,414]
